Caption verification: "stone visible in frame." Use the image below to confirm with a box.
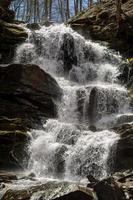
[68,0,133,58]
[1,182,94,200]
[0,129,29,170]
[0,64,62,169]
[118,60,133,86]
[58,33,77,74]
[0,171,17,183]
[0,20,28,63]
[94,177,125,200]
[114,123,133,171]
[0,7,15,22]
[0,64,62,128]
[26,23,41,30]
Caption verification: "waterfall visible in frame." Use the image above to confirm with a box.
[15,24,130,181]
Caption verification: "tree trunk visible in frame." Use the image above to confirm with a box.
[116,0,122,26]
[66,0,70,20]
[90,0,93,7]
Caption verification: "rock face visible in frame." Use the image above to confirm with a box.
[1,182,94,200]
[0,117,29,170]
[114,123,133,171]
[58,33,77,74]
[0,0,28,64]
[0,20,28,63]
[0,64,62,169]
[94,177,125,200]
[0,64,62,128]
[0,0,15,23]
[68,0,133,57]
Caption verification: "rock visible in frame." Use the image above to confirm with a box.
[26,23,41,30]
[68,0,133,57]
[0,20,28,44]
[0,0,12,9]
[0,20,28,63]
[0,64,62,169]
[114,123,133,171]
[0,129,29,170]
[94,177,125,200]
[77,86,123,126]
[118,60,133,86]
[113,170,133,200]
[58,33,77,74]
[1,182,94,200]
[0,64,62,128]
[0,171,17,183]
[0,7,15,22]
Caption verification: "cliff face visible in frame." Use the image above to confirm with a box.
[0,0,27,63]
[68,0,133,58]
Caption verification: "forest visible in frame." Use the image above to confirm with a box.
[0,0,133,200]
[10,0,121,23]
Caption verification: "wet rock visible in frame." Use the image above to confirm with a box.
[94,177,125,200]
[26,23,41,30]
[0,64,62,169]
[0,171,17,183]
[1,182,94,200]
[0,20,28,63]
[0,64,62,129]
[0,129,29,169]
[114,123,133,171]
[0,20,28,44]
[118,60,133,87]
[58,33,77,74]
[113,170,133,200]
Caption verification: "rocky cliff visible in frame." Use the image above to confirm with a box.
[68,0,133,58]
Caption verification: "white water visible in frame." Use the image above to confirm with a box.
[15,24,130,181]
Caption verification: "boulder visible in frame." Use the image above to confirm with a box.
[1,182,94,200]
[0,171,17,183]
[0,64,62,128]
[113,170,133,200]
[118,60,133,86]
[0,20,28,63]
[0,7,15,22]
[26,23,41,30]
[94,177,125,200]
[58,33,77,74]
[0,119,30,169]
[114,123,133,171]
[0,64,62,169]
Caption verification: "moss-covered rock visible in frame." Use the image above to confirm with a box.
[68,0,133,57]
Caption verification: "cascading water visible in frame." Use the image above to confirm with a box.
[15,24,130,181]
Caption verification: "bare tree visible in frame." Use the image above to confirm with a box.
[116,0,122,26]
